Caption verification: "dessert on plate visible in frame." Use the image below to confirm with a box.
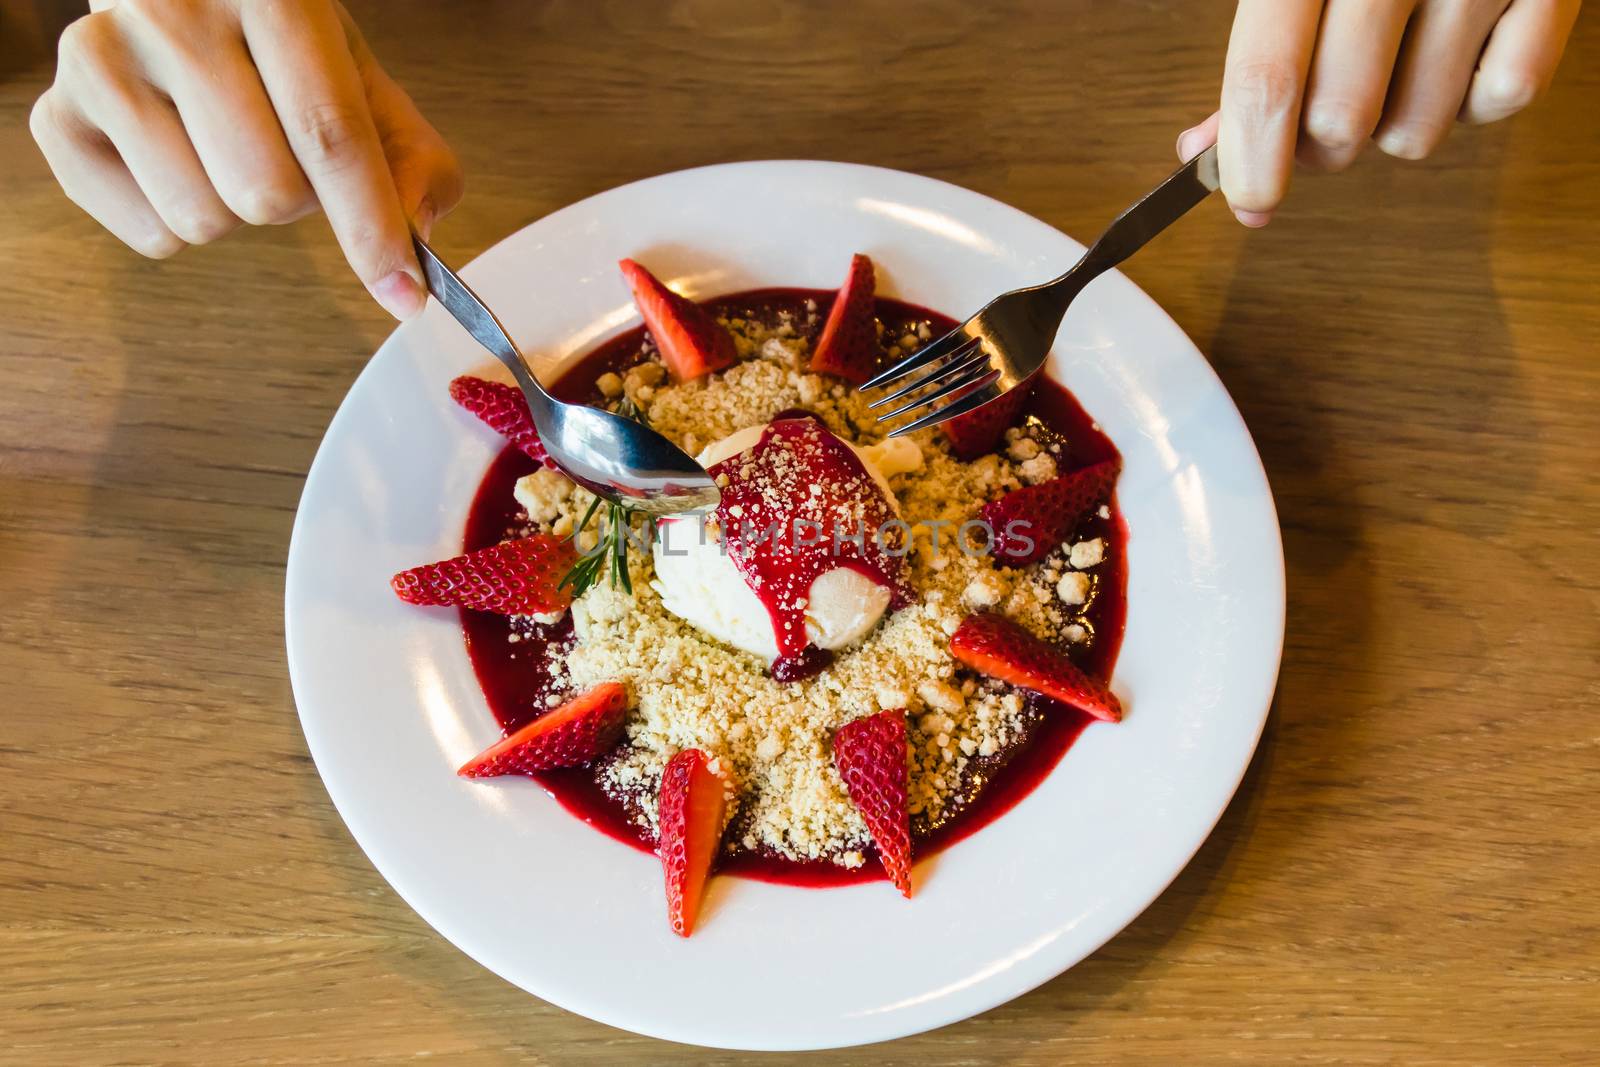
[390,253,1128,936]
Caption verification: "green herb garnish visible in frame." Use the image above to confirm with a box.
[557,398,660,599]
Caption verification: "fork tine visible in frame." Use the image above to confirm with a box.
[859,324,974,391]
[887,379,1004,438]
[875,363,1001,424]
[866,342,986,410]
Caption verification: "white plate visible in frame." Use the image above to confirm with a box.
[285,161,1284,1051]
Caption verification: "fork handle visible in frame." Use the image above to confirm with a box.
[1063,143,1220,284]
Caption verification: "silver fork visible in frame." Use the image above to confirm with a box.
[862,144,1221,435]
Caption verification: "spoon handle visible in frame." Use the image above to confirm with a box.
[411,235,552,410]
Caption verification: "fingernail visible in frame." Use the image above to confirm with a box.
[1175,126,1206,162]
[1232,207,1273,228]
[372,270,426,320]
[1374,125,1429,160]
[412,198,436,242]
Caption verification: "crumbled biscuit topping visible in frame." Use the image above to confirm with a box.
[510,312,1101,864]
[1069,538,1106,570]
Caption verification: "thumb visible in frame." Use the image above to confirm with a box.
[337,5,463,241]
[366,70,464,241]
[1176,110,1221,162]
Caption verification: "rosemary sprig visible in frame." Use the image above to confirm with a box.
[557,397,660,599]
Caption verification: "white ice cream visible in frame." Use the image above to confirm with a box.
[651,422,921,661]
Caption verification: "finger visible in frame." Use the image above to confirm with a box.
[367,75,464,239]
[1460,0,1581,124]
[30,88,183,258]
[89,86,243,246]
[137,26,318,227]
[241,0,424,319]
[47,13,235,248]
[1374,0,1509,159]
[367,73,464,240]
[337,13,463,239]
[1175,111,1221,162]
[1298,0,1417,172]
[1218,0,1325,224]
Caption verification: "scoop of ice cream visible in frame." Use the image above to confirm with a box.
[651,420,921,662]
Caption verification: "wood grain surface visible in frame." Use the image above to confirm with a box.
[2,1,1597,1063]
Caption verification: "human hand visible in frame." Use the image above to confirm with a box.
[1178,0,1581,226]
[30,0,464,319]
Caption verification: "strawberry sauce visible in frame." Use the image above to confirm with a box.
[458,288,1127,888]
[711,415,913,660]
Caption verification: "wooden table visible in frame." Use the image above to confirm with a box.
[3,2,1596,1063]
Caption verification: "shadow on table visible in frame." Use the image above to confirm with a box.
[0,1,79,84]
[923,126,1530,1046]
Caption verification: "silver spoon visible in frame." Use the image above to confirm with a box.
[412,236,720,516]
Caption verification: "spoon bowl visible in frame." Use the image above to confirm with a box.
[541,402,722,514]
[412,235,720,516]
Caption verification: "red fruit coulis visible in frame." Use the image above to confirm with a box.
[711,414,913,660]
[457,288,1127,888]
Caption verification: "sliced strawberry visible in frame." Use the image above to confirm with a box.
[833,710,913,897]
[390,534,576,616]
[981,458,1120,565]
[618,259,737,382]
[808,253,879,385]
[449,375,556,468]
[949,612,1122,722]
[458,683,628,776]
[941,371,1039,460]
[658,748,728,937]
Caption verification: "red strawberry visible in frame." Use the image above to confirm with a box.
[618,259,737,382]
[658,748,728,937]
[390,535,576,616]
[981,458,1120,565]
[449,375,555,468]
[809,253,879,385]
[458,683,628,776]
[833,709,912,897]
[941,371,1039,460]
[950,613,1122,722]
